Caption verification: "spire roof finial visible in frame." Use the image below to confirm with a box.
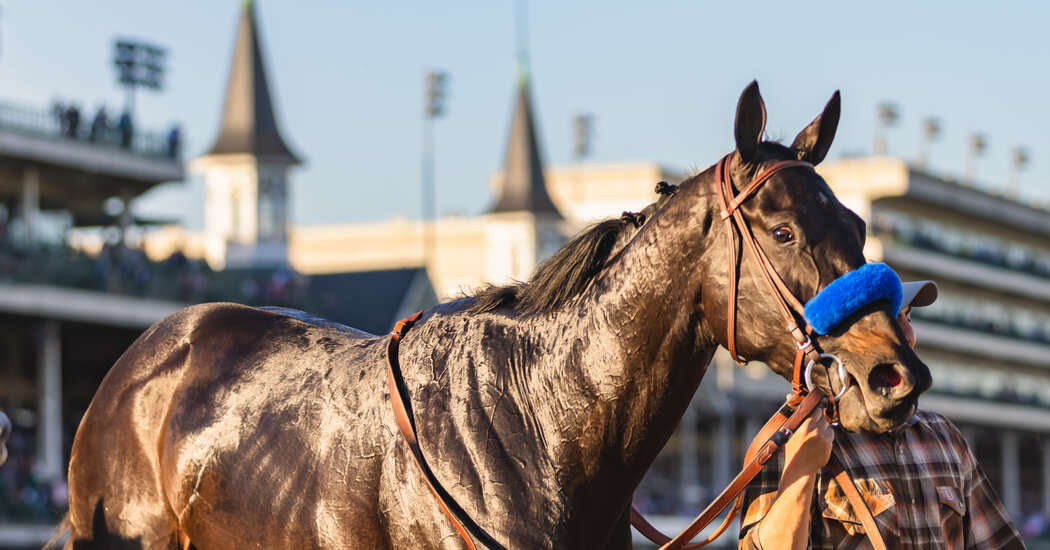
[205,1,300,164]
[489,77,561,217]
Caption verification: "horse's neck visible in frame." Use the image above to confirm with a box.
[543,189,720,501]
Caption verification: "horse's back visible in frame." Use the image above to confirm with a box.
[67,302,394,549]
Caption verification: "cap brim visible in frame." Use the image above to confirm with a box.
[901,280,938,308]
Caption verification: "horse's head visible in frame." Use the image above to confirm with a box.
[699,82,930,433]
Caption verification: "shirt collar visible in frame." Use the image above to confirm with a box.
[893,408,931,434]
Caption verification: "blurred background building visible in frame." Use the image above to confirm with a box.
[0,2,1047,549]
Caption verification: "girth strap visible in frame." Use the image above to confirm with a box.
[386,312,508,550]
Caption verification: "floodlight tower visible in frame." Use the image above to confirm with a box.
[113,39,167,118]
[1008,146,1029,197]
[965,132,987,186]
[917,117,941,169]
[422,70,448,269]
[873,102,899,156]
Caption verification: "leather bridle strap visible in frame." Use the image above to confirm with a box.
[716,154,819,370]
[386,312,508,550]
[827,454,888,549]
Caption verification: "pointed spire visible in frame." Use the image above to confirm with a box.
[490,77,560,216]
[206,1,300,164]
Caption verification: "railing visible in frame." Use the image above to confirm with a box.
[0,99,179,160]
[0,242,307,310]
[871,218,1050,279]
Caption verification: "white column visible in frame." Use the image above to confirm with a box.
[713,405,734,495]
[1000,430,1021,520]
[744,416,762,444]
[679,405,701,510]
[21,165,40,245]
[119,185,134,244]
[35,320,63,483]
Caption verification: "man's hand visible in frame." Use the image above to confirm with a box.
[784,405,834,475]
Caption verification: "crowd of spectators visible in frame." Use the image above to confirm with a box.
[0,416,70,523]
[870,211,1050,347]
[0,236,308,309]
[870,210,1050,278]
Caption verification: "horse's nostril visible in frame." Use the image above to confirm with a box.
[870,363,903,389]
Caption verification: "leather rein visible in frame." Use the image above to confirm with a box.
[385,154,885,549]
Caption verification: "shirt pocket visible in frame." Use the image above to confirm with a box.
[937,485,966,547]
[937,485,966,516]
[821,478,895,537]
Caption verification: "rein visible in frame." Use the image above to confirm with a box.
[384,154,885,549]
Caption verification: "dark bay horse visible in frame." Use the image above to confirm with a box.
[62,82,930,549]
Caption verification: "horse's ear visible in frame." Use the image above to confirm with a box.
[735,81,766,164]
[791,90,841,165]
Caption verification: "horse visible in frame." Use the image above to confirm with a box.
[61,82,930,549]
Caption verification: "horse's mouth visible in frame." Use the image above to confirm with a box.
[836,380,918,433]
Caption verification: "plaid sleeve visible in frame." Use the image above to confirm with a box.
[738,452,786,549]
[933,416,1025,550]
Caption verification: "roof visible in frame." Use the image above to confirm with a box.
[307,268,436,335]
[205,2,300,164]
[489,78,561,216]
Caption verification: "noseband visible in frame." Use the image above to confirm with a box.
[715,154,843,402]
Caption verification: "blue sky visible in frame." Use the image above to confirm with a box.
[1,1,1047,229]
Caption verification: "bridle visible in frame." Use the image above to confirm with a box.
[628,153,882,549]
[384,153,884,549]
[715,153,849,408]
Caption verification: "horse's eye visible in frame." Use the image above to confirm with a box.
[772,226,795,243]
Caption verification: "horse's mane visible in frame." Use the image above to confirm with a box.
[466,182,680,316]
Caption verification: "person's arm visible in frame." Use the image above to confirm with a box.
[941,420,1027,550]
[740,407,834,550]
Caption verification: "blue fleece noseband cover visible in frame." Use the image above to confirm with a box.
[803,263,902,335]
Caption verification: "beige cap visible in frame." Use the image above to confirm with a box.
[902,280,938,308]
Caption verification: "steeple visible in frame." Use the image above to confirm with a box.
[206,1,300,164]
[490,75,561,216]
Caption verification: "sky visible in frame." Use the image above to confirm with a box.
[1,1,1048,230]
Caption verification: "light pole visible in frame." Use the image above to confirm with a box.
[572,113,593,160]
[1008,147,1029,197]
[966,132,987,186]
[113,39,166,118]
[917,117,941,170]
[572,113,593,205]
[422,70,448,273]
[873,102,899,156]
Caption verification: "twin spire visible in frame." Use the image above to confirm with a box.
[207,1,300,165]
[208,2,557,217]
[489,76,560,216]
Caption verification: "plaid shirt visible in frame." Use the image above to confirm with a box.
[739,409,1025,549]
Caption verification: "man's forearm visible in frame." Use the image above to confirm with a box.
[749,465,818,550]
